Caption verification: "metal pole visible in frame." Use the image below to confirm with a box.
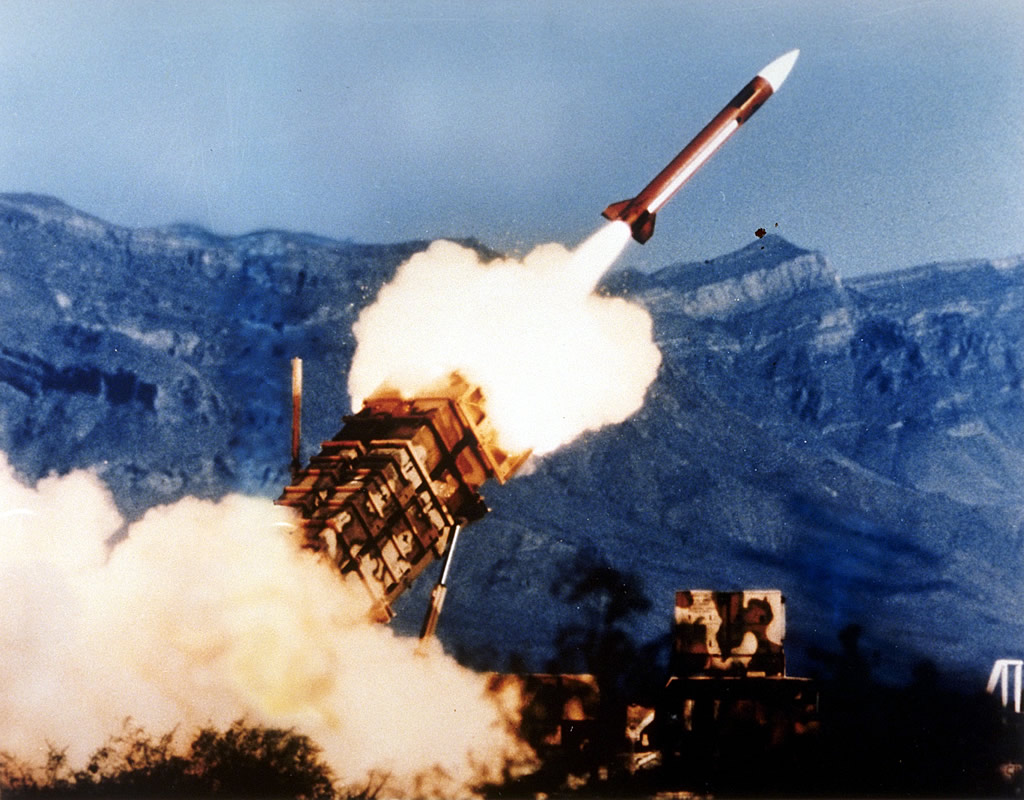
[290,357,303,478]
[419,525,461,641]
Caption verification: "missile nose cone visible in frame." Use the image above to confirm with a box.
[758,49,799,92]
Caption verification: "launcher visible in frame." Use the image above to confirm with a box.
[277,366,529,621]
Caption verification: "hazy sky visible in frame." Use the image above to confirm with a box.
[1,0,1022,276]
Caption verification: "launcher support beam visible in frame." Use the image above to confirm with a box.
[419,524,461,641]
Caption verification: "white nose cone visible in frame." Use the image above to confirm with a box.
[758,49,799,93]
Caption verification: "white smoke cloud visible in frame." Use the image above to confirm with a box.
[348,222,662,455]
[0,455,533,797]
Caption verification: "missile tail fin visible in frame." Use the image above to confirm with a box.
[632,211,655,244]
[601,199,654,243]
[601,199,632,222]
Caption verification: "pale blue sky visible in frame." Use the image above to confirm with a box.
[1,0,1022,276]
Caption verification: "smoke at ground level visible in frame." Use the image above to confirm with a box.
[0,454,534,798]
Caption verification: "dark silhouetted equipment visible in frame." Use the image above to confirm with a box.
[656,590,818,789]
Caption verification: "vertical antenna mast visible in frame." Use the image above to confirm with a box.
[290,357,303,478]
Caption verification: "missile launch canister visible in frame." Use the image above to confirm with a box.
[602,49,799,244]
[277,373,530,621]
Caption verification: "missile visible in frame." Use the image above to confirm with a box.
[602,49,799,244]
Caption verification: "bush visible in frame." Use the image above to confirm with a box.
[0,720,340,799]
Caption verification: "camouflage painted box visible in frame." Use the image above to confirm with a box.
[672,590,787,677]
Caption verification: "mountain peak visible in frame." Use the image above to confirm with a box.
[0,192,75,212]
[0,192,120,239]
[734,232,812,260]
[651,234,817,291]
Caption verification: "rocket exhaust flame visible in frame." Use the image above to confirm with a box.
[348,221,660,457]
[0,454,535,797]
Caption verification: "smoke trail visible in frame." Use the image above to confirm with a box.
[348,221,661,455]
[0,455,534,797]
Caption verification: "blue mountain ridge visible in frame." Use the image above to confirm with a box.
[1,193,1021,686]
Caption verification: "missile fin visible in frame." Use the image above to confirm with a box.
[632,211,655,244]
[601,199,632,222]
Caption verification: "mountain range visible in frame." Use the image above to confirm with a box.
[2,192,1022,687]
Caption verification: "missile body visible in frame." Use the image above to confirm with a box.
[603,49,798,244]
